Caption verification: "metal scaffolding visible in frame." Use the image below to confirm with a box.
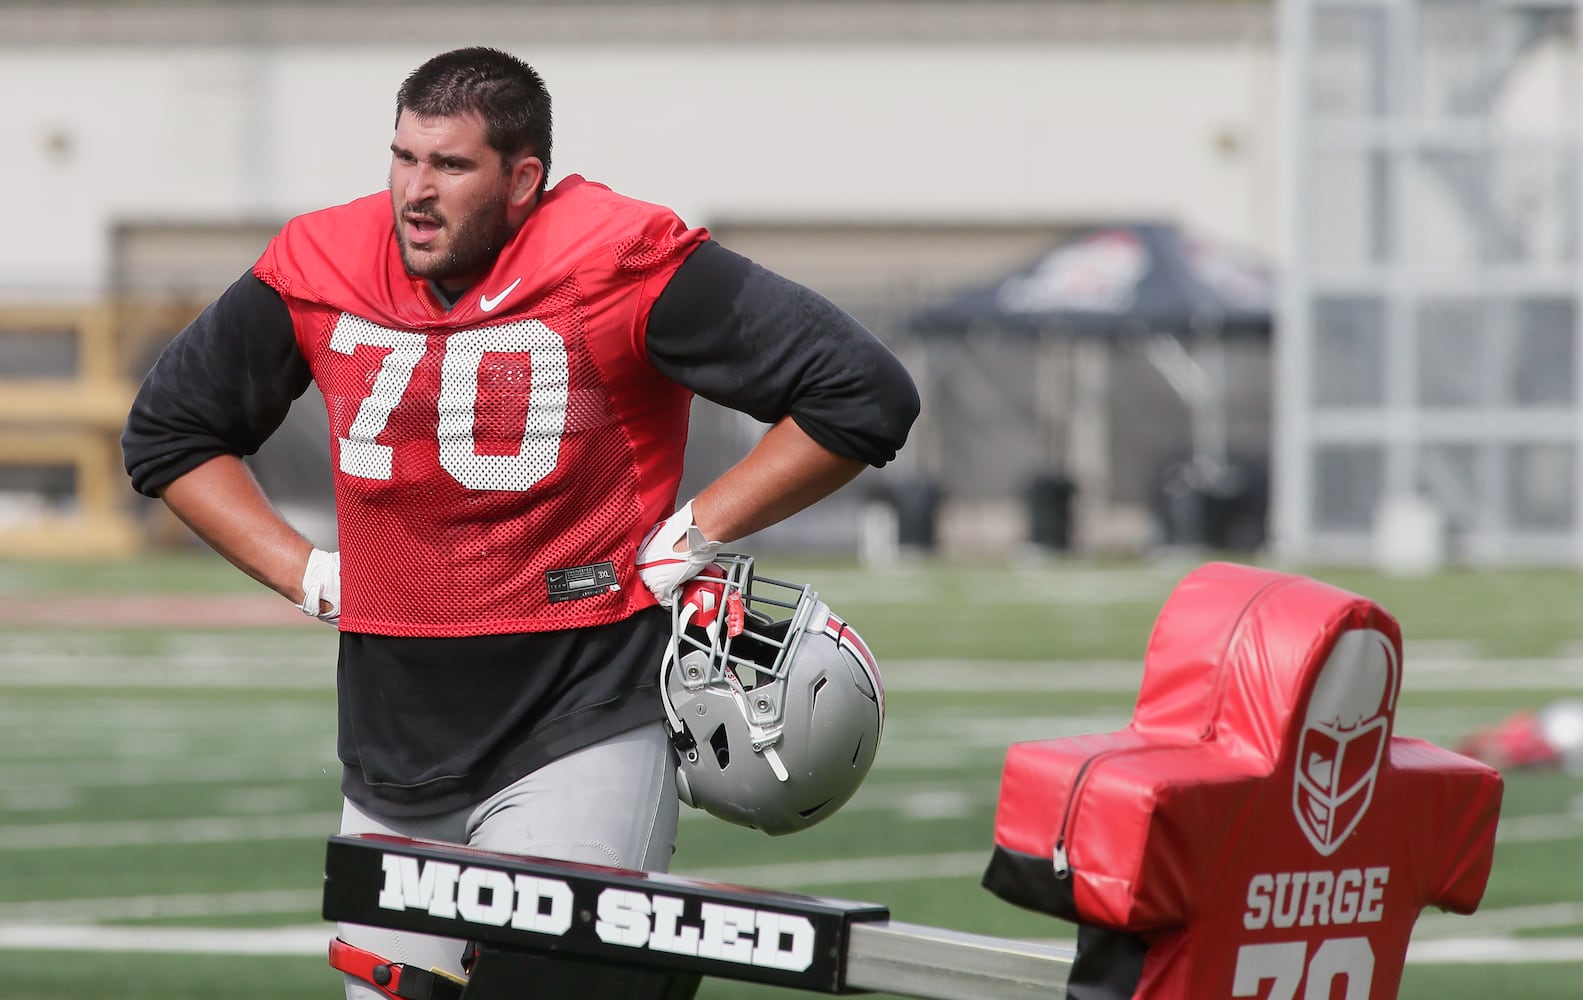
[1277,0,1583,565]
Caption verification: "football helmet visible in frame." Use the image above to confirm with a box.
[658,554,884,836]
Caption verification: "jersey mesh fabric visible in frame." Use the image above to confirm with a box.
[257,181,706,636]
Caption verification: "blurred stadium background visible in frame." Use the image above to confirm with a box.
[2,0,1582,997]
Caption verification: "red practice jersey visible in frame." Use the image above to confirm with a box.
[985,562,1503,1000]
[254,176,708,636]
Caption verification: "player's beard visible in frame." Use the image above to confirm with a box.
[396,187,514,287]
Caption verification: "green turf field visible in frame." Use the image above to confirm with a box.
[1,554,1580,998]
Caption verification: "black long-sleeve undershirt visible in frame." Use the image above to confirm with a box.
[644,240,919,470]
[124,239,918,497]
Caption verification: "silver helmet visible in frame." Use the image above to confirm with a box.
[659,554,885,836]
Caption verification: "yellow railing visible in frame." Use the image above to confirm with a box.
[0,304,143,557]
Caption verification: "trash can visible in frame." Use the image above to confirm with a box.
[888,478,943,551]
[1027,474,1077,551]
[1154,456,1267,552]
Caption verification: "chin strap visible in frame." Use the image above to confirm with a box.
[659,601,704,760]
[329,938,467,1000]
[761,744,790,782]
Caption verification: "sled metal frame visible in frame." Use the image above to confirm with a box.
[322,834,1072,1000]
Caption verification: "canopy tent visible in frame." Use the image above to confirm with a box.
[910,222,1273,341]
[906,222,1275,550]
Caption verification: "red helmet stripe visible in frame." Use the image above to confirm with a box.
[827,613,885,709]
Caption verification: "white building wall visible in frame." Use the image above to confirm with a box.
[2,20,1278,299]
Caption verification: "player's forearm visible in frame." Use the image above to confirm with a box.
[690,417,865,543]
[157,454,316,604]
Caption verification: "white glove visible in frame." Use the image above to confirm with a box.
[298,547,341,626]
[636,500,724,607]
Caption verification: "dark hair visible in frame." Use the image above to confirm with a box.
[396,47,553,181]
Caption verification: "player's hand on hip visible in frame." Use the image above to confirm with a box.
[298,547,341,627]
[636,500,724,607]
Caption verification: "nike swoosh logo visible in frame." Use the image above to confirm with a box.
[479,277,522,313]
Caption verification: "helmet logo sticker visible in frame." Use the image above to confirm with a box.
[1292,628,1400,857]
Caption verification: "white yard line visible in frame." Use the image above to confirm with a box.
[0,754,334,790]
[0,655,335,689]
[1,799,1575,851]
[1407,937,1583,963]
[0,813,335,849]
[876,656,1583,693]
[1415,902,1583,939]
[10,652,1583,692]
[0,922,331,955]
[1497,811,1583,843]
[0,889,321,924]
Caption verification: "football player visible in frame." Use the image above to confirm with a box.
[122,46,918,999]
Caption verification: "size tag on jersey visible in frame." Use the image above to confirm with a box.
[546,562,620,603]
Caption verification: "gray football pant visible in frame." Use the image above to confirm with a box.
[336,721,680,998]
